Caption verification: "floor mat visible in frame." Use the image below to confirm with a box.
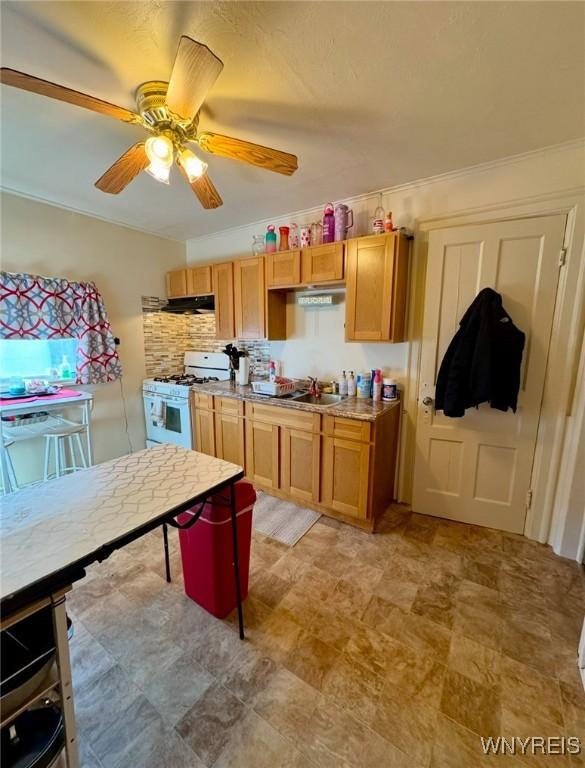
[252,491,321,546]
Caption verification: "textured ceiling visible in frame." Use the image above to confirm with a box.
[1,1,584,241]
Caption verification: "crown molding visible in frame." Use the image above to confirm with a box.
[0,185,184,244]
[189,137,585,243]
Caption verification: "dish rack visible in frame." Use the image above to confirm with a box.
[251,380,296,397]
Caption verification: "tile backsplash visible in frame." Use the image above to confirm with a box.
[142,297,270,377]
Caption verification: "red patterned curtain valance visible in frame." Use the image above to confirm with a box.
[0,271,122,384]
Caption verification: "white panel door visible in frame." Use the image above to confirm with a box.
[412,215,566,533]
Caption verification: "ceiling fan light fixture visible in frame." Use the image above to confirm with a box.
[178,148,208,182]
[145,160,171,184]
[145,135,173,164]
[145,135,173,184]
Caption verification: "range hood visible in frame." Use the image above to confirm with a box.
[161,296,215,314]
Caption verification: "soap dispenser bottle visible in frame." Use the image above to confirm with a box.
[347,371,357,397]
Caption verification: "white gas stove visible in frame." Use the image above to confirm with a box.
[143,352,230,449]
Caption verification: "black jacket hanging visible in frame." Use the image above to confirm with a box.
[435,288,525,418]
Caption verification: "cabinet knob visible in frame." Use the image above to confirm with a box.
[422,396,434,407]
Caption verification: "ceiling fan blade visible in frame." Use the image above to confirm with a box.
[0,68,142,124]
[197,132,298,176]
[165,36,223,122]
[95,143,149,194]
[179,166,223,209]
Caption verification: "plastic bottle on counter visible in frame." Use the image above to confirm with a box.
[372,369,382,401]
[382,378,398,401]
[338,371,348,396]
[347,371,357,397]
[269,360,277,382]
[357,371,372,399]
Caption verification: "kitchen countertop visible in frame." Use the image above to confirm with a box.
[192,380,400,422]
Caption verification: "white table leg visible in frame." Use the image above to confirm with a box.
[52,596,79,768]
[83,401,93,466]
[0,418,11,493]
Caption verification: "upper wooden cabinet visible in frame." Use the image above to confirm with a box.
[345,232,409,342]
[212,262,235,339]
[186,265,212,296]
[302,242,344,284]
[265,250,302,288]
[234,257,266,339]
[166,269,187,298]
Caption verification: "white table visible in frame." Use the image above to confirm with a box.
[1,444,245,768]
[0,391,93,490]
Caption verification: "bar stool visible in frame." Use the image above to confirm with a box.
[43,425,88,480]
[1,439,19,494]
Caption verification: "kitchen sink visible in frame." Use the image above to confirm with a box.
[291,393,347,405]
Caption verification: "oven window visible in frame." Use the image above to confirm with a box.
[165,405,182,433]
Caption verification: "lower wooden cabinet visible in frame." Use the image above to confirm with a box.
[193,406,215,456]
[215,411,245,467]
[321,436,370,519]
[280,427,320,504]
[245,419,279,489]
[192,396,399,530]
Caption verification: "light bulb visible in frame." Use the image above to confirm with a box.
[178,148,208,182]
[145,135,173,165]
[145,161,171,184]
[145,135,173,184]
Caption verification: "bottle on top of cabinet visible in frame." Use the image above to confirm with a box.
[322,203,335,244]
[384,211,394,233]
[347,371,357,397]
[338,371,348,396]
[311,221,323,246]
[289,223,300,249]
[372,193,385,235]
[265,225,277,253]
[334,203,353,242]
[252,234,264,255]
[279,226,290,251]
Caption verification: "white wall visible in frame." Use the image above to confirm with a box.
[186,139,585,382]
[1,192,185,482]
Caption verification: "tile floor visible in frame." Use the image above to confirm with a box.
[67,504,585,768]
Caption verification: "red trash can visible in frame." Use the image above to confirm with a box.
[177,481,256,618]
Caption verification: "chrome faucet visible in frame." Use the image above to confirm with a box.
[308,377,321,399]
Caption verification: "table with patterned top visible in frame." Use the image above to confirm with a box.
[0,444,245,768]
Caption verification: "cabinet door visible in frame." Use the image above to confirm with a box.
[194,408,215,456]
[266,250,301,288]
[280,427,320,504]
[321,436,370,519]
[234,257,265,339]
[166,269,187,298]
[345,234,395,341]
[212,262,235,339]
[301,243,344,284]
[214,412,245,467]
[245,420,279,489]
[187,265,212,296]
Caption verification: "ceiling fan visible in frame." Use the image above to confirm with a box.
[0,35,298,209]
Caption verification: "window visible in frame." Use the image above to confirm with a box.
[0,338,78,383]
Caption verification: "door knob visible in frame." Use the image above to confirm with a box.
[422,396,434,407]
